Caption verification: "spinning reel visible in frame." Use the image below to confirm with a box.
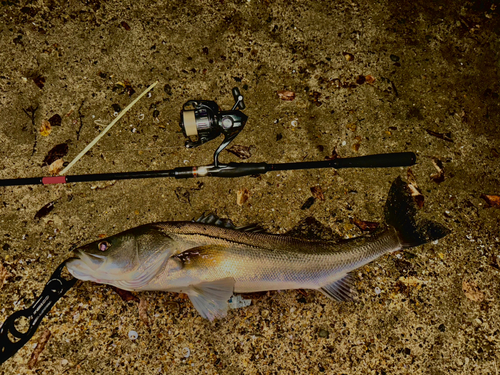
[180,87,247,166]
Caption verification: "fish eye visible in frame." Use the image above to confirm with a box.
[98,241,111,252]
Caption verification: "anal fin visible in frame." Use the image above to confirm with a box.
[188,277,235,321]
[320,273,357,302]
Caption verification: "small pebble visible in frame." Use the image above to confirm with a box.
[318,329,329,338]
[128,330,138,340]
[61,359,68,366]
[375,287,381,295]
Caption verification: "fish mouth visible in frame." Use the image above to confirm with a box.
[66,249,106,274]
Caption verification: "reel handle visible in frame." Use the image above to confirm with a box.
[232,87,245,110]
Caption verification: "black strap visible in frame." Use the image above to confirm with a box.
[0,261,77,365]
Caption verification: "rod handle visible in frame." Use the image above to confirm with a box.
[333,152,416,169]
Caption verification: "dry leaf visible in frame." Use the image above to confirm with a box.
[342,52,354,61]
[425,129,453,142]
[48,114,62,127]
[325,148,339,161]
[139,297,149,326]
[227,145,253,159]
[42,143,69,166]
[352,218,379,232]
[33,75,45,89]
[0,263,13,290]
[34,201,55,220]
[48,159,64,175]
[346,123,357,132]
[277,90,296,101]
[111,286,140,302]
[310,186,325,201]
[237,188,250,206]
[398,276,425,287]
[431,158,445,183]
[40,120,52,136]
[301,197,315,210]
[462,280,484,302]
[481,194,500,208]
[406,167,418,187]
[28,329,52,369]
[407,168,424,208]
[365,75,376,84]
[121,21,131,30]
[175,187,191,204]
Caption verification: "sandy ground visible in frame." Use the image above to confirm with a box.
[0,0,499,374]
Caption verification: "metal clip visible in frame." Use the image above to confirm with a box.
[0,261,77,365]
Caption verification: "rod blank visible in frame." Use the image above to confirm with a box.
[0,152,416,187]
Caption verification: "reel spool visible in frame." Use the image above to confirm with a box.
[180,87,247,166]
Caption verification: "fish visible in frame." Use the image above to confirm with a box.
[66,177,450,320]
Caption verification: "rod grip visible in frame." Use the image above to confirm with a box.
[333,152,416,168]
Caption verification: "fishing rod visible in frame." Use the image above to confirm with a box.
[0,87,417,365]
[0,88,416,188]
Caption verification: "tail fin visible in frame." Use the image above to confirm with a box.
[384,177,450,248]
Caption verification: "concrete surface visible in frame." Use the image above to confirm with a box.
[0,0,499,373]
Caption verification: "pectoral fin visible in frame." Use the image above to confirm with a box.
[187,277,235,321]
[320,273,356,302]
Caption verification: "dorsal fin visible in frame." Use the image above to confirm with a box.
[194,213,235,229]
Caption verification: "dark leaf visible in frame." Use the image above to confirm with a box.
[414,195,425,209]
[111,286,139,302]
[356,75,366,84]
[42,143,69,166]
[33,75,45,89]
[352,218,379,232]
[121,21,131,30]
[325,148,339,160]
[301,197,316,210]
[425,129,453,142]
[227,145,253,159]
[310,186,325,201]
[34,201,55,220]
[48,114,62,127]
